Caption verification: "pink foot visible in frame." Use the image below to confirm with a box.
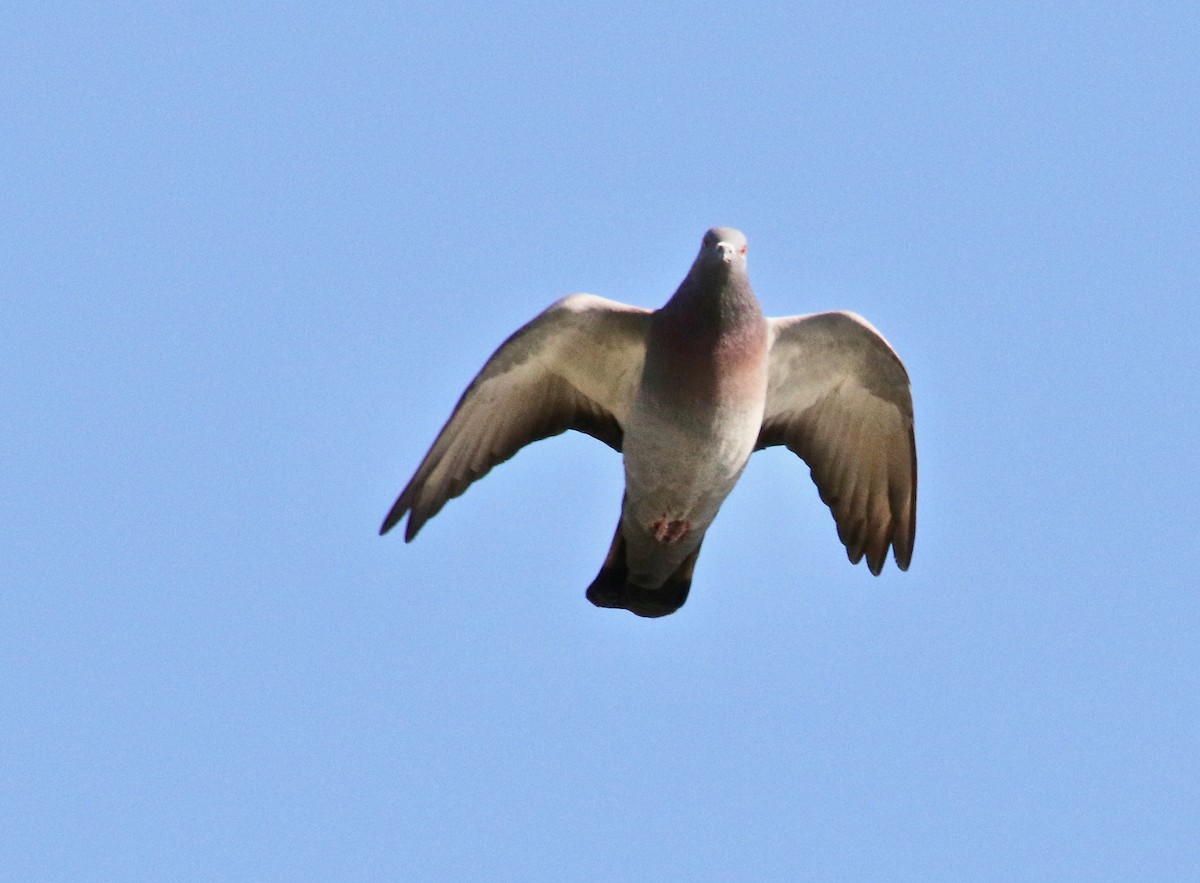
[652,518,692,545]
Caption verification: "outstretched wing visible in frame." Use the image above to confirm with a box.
[381,294,651,540]
[756,311,916,573]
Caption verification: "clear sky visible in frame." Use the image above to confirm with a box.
[5,3,1199,880]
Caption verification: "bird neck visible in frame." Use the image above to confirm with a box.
[662,269,763,333]
[646,274,768,406]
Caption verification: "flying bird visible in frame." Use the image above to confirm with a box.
[381,228,916,617]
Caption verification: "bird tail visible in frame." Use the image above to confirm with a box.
[585,522,701,618]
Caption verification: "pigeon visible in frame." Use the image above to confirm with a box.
[381,227,916,618]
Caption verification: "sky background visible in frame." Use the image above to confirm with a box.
[4,3,1199,880]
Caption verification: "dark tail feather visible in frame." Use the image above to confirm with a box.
[586,524,702,618]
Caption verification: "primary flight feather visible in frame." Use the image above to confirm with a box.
[381,227,916,617]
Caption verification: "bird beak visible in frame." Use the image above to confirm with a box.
[715,241,736,264]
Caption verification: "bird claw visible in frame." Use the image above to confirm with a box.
[652,518,692,545]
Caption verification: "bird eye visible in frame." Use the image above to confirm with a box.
[740,245,747,255]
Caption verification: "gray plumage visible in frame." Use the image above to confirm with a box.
[381,227,916,617]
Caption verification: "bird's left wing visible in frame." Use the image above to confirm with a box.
[756,311,917,574]
[381,294,651,540]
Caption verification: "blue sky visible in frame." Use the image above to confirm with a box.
[4,3,1199,880]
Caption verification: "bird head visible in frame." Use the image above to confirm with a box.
[699,227,748,269]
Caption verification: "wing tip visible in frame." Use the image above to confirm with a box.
[379,513,426,543]
[379,499,417,540]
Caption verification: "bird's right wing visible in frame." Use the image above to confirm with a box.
[381,295,651,540]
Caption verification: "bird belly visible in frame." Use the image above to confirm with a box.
[619,397,762,587]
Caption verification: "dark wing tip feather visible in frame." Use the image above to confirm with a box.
[379,487,419,539]
[379,493,407,536]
